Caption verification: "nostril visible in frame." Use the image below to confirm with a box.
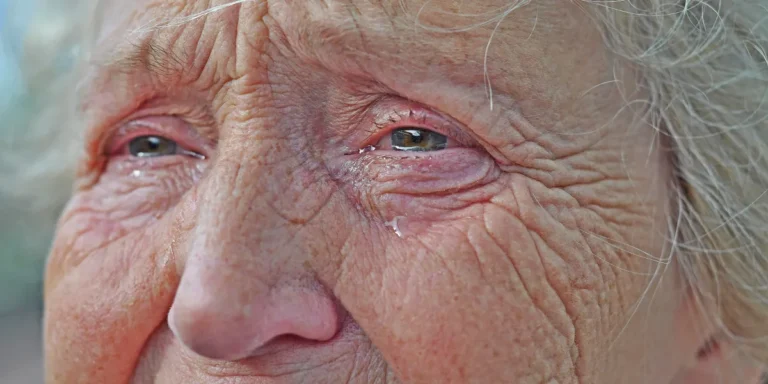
[167,277,343,361]
[268,290,342,342]
[167,304,262,361]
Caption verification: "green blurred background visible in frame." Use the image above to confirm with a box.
[1,1,75,382]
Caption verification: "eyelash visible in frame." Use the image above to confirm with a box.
[361,107,475,150]
[104,117,205,159]
[102,104,472,160]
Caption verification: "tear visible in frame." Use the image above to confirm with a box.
[385,216,404,238]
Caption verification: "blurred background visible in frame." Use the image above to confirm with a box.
[1,0,82,382]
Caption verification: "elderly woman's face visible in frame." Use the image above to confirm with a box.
[44,0,717,383]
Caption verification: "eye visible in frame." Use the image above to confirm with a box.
[383,128,448,152]
[128,135,179,158]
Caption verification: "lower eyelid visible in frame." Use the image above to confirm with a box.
[343,150,498,202]
[376,147,481,160]
[105,155,190,172]
[178,149,207,160]
[106,154,206,180]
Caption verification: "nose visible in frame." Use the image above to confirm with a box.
[168,263,341,361]
[167,157,342,361]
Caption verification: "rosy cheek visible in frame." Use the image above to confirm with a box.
[43,145,205,382]
[45,208,181,384]
[48,156,204,272]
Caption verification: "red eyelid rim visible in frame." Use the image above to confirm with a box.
[105,116,206,156]
[364,106,475,149]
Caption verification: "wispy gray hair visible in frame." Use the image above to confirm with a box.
[590,0,768,363]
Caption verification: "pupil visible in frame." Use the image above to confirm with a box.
[146,137,161,150]
[406,130,424,144]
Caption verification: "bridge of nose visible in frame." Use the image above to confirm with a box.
[166,133,343,361]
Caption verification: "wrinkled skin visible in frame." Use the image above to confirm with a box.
[43,0,726,383]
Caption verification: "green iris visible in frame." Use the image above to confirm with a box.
[391,128,447,152]
[129,136,178,157]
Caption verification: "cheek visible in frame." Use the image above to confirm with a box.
[47,159,201,273]
[335,205,578,382]
[334,171,674,383]
[45,226,180,383]
[43,162,197,382]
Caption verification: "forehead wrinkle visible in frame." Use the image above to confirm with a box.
[288,2,397,59]
[81,0,241,113]
[288,0,561,74]
[112,39,190,81]
[87,0,489,91]
[86,0,234,76]
[277,1,477,82]
[80,0,557,114]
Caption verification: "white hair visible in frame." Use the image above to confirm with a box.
[590,0,768,363]
[6,0,768,366]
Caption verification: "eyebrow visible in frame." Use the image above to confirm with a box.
[81,14,385,111]
[89,1,394,84]
[78,32,197,117]
[100,37,191,83]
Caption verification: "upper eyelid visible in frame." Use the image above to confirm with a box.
[104,116,209,156]
[95,97,472,156]
[85,94,218,157]
[364,106,477,148]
